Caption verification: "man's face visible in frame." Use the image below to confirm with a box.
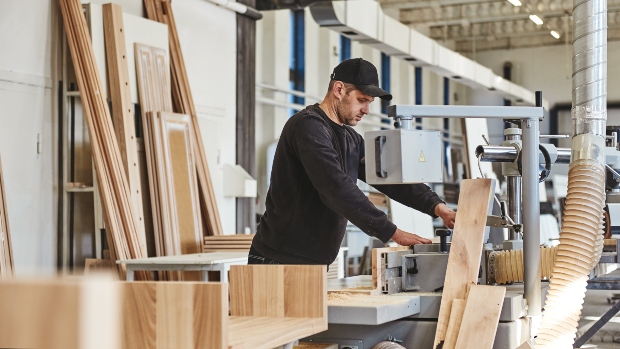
[335,88,375,126]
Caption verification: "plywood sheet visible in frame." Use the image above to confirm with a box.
[433,178,493,347]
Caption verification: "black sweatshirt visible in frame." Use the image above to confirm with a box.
[252,104,445,265]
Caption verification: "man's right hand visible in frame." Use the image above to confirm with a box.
[392,228,432,246]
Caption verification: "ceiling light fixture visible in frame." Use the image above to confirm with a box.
[550,30,560,39]
[529,14,544,25]
[507,0,522,6]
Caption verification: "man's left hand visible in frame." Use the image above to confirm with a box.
[435,203,456,229]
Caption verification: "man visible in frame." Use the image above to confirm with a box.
[249,58,456,266]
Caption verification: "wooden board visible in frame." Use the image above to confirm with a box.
[102,3,147,258]
[434,178,493,347]
[121,282,227,349]
[0,279,121,349]
[228,317,328,349]
[143,0,223,236]
[454,285,506,349]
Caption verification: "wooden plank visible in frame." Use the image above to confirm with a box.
[143,0,223,236]
[0,279,121,349]
[434,178,493,347]
[121,282,227,349]
[443,299,466,349]
[102,3,147,258]
[454,285,506,349]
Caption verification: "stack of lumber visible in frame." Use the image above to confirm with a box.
[0,157,13,280]
[59,0,149,279]
[203,234,254,253]
[143,0,222,236]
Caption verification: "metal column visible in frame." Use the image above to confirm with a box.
[522,116,541,316]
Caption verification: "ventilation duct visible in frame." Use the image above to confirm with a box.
[534,0,607,345]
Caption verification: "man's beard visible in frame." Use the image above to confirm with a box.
[335,95,356,126]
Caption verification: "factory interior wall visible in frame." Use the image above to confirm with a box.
[0,0,237,274]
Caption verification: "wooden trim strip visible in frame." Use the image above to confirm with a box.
[102,3,148,258]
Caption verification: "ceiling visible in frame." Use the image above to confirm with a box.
[379,0,620,52]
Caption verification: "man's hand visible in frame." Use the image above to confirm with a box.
[392,228,432,246]
[435,203,456,229]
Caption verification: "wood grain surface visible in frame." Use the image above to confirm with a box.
[434,178,493,347]
[454,285,505,349]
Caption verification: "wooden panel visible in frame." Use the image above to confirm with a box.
[0,279,121,349]
[121,282,227,349]
[443,299,466,349]
[294,343,338,349]
[102,3,147,257]
[143,0,223,236]
[229,265,327,320]
[134,43,174,263]
[59,0,149,280]
[158,112,202,255]
[434,178,493,347]
[284,265,327,318]
[454,285,506,349]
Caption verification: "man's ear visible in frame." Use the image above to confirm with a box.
[332,81,345,100]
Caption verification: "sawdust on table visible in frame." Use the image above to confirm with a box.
[327,292,412,306]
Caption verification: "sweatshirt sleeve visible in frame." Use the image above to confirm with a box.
[357,135,445,218]
[291,115,397,243]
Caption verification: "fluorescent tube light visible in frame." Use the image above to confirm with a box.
[529,15,543,25]
[507,0,522,6]
[550,30,560,39]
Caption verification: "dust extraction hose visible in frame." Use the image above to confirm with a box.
[489,246,558,284]
[371,342,406,349]
[533,0,607,344]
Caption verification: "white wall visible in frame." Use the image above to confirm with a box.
[0,0,56,274]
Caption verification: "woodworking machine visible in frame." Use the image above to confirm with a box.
[306,105,620,349]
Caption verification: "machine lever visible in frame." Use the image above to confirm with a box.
[605,164,620,182]
[407,259,418,274]
[435,229,452,253]
[375,136,388,178]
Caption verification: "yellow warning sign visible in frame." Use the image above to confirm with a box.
[419,151,426,162]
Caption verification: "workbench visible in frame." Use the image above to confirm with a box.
[117,252,248,281]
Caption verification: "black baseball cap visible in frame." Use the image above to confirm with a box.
[330,58,392,101]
